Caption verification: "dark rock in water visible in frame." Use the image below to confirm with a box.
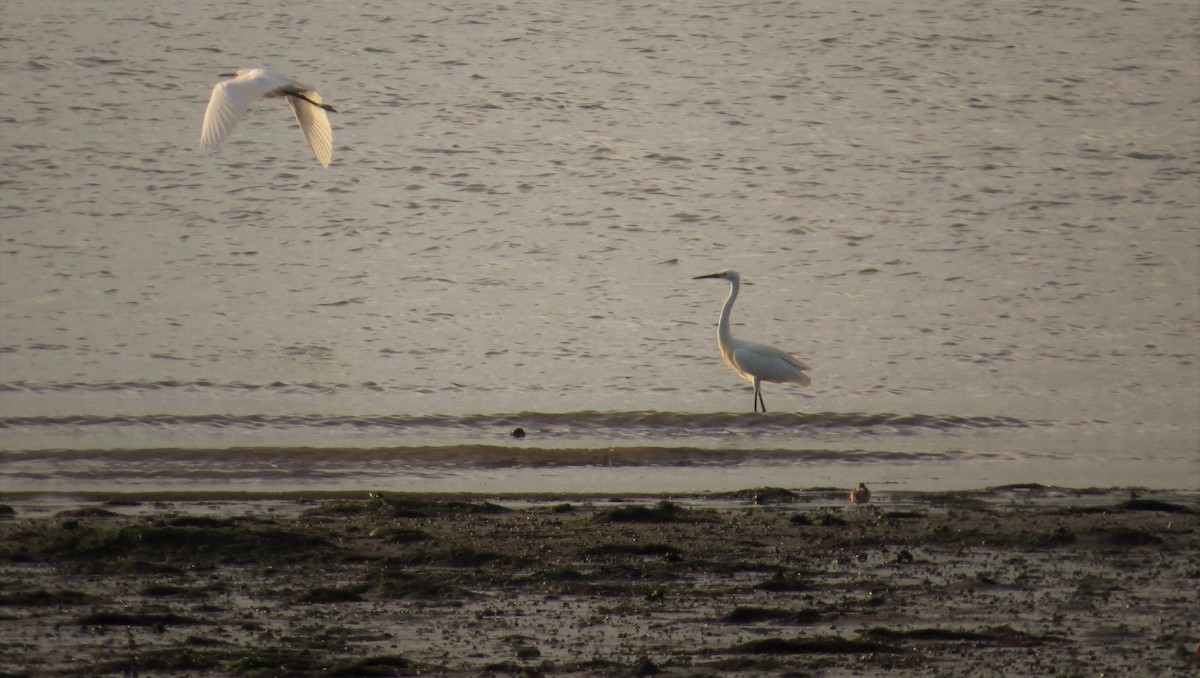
[814,513,847,526]
[34,521,332,568]
[1025,527,1076,549]
[584,541,682,557]
[731,636,900,654]
[723,606,823,624]
[227,649,388,676]
[376,527,433,543]
[56,507,119,519]
[0,588,91,606]
[862,625,1067,646]
[634,655,661,675]
[756,570,810,592]
[593,500,688,523]
[311,496,510,518]
[1095,527,1164,547]
[77,611,200,627]
[864,627,994,642]
[293,584,369,603]
[330,655,412,676]
[1116,498,1196,514]
[162,515,233,529]
[515,645,540,660]
[510,427,526,438]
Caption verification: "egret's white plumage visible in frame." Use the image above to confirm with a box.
[200,69,336,166]
[694,270,811,412]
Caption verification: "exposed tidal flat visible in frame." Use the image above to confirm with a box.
[1,487,1198,676]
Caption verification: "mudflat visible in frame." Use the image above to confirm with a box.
[1,487,1197,676]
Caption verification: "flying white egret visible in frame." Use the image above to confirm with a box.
[694,270,812,412]
[200,69,336,166]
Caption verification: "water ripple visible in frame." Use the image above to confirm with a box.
[0,410,1043,433]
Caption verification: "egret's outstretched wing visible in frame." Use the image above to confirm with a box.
[200,76,276,152]
[285,93,333,167]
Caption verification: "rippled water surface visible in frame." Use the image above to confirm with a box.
[1,0,1197,493]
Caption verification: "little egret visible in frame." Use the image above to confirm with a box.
[200,69,336,166]
[694,270,811,412]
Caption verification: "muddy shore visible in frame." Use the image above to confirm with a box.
[1,486,1197,676]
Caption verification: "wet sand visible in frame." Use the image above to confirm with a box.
[1,486,1197,676]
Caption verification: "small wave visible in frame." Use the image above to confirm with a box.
[0,444,963,470]
[0,380,363,395]
[505,411,1039,430]
[0,411,1042,433]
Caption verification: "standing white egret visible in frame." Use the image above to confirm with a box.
[694,270,812,412]
[200,69,336,166]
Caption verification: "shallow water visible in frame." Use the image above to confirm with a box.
[1,0,1197,494]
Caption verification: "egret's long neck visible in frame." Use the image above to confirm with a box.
[717,277,738,352]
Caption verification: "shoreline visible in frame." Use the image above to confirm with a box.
[2,482,1196,503]
[6,438,1197,497]
[2,487,1197,675]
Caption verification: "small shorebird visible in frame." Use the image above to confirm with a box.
[200,69,336,166]
[849,482,871,505]
[693,270,812,412]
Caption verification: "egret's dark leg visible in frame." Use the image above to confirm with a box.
[757,390,767,413]
[753,378,765,413]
